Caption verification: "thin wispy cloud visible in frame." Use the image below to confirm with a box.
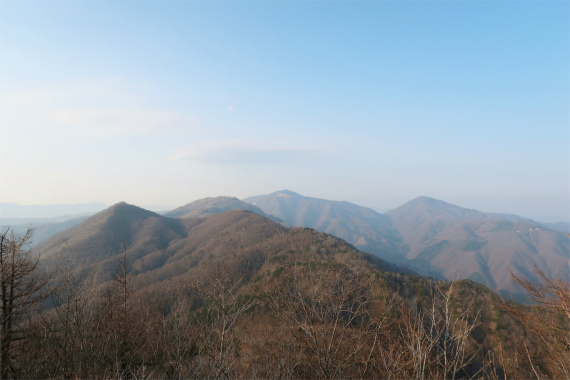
[1,80,201,137]
[0,80,144,107]
[1,88,56,107]
[49,107,199,137]
[168,140,318,164]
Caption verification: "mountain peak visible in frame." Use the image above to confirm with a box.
[87,202,161,227]
[413,196,440,202]
[197,196,239,202]
[275,189,302,197]
[389,196,480,217]
[36,201,171,264]
[110,201,129,208]
[409,196,455,206]
[106,201,156,214]
[165,196,274,220]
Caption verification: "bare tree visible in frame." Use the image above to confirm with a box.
[396,282,481,380]
[268,264,383,379]
[435,282,481,379]
[398,303,440,379]
[99,242,159,380]
[503,264,570,379]
[369,281,482,380]
[38,260,103,379]
[509,264,570,320]
[0,227,49,379]
[158,295,201,380]
[188,265,257,380]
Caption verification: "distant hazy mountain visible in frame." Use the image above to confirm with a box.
[37,203,407,295]
[541,221,569,233]
[1,214,98,247]
[165,196,284,223]
[386,196,569,297]
[1,215,87,225]
[0,202,107,219]
[1,216,90,247]
[243,190,406,261]
[243,191,568,298]
[385,196,529,247]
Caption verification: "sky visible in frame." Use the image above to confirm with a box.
[0,1,568,222]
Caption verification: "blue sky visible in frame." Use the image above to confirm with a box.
[0,1,568,222]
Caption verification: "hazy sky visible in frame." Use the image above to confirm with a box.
[0,1,568,222]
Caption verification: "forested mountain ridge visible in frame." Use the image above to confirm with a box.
[36,203,409,295]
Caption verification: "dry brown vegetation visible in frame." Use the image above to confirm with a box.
[497,264,570,379]
[2,223,569,379]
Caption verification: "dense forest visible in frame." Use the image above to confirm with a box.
[0,225,569,380]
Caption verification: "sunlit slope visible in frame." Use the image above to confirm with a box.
[244,190,406,262]
[166,196,283,223]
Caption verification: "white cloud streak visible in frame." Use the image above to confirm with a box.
[168,140,318,164]
[48,107,199,137]
[0,79,202,137]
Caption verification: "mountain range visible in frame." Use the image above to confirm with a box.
[37,202,408,302]
[244,191,568,298]
[13,190,569,299]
